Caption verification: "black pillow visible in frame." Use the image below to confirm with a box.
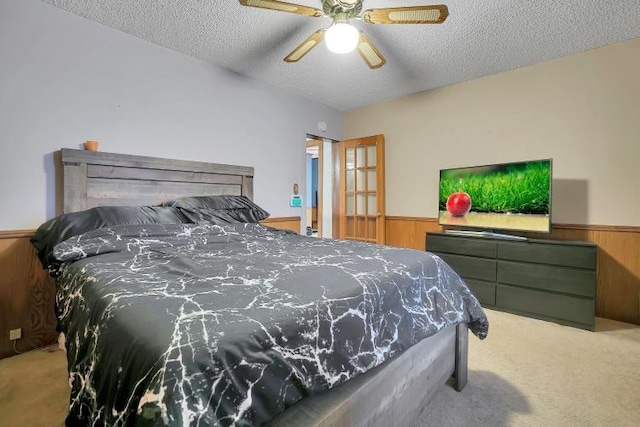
[162,195,270,222]
[31,206,190,270]
[178,207,265,225]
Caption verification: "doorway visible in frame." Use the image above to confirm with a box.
[305,135,338,238]
[304,135,384,241]
[305,138,322,237]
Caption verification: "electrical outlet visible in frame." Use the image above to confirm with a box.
[9,328,22,341]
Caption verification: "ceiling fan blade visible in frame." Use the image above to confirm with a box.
[284,30,325,63]
[239,0,323,18]
[363,5,449,24]
[357,32,386,69]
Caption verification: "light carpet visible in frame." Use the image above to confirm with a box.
[1,309,639,426]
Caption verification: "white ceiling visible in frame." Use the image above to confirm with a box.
[41,0,640,111]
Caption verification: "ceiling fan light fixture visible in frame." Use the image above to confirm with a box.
[325,22,359,54]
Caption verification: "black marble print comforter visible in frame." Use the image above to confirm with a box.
[54,223,488,426]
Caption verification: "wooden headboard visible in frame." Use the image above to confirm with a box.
[61,148,254,213]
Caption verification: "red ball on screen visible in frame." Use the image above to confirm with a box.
[446,192,472,217]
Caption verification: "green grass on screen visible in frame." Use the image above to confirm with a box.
[439,161,550,214]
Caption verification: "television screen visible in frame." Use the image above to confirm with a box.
[439,159,552,233]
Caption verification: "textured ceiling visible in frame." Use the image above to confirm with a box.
[41,0,640,111]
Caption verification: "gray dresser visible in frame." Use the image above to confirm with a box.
[426,232,597,330]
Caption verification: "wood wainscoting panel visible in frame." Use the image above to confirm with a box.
[0,217,300,359]
[0,231,57,359]
[261,216,301,234]
[384,217,640,325]
[386,216,442,250]
[2,216,635,360]
[548,224,640,326]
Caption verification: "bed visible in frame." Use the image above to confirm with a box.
[33,148,488,426]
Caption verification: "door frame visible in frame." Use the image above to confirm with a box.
[306,137,323,238]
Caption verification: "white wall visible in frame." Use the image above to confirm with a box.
[0,0,343,230]
[346,37,640,227]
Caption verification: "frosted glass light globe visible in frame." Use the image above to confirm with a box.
[325,23,359,54]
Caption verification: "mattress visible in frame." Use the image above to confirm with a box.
[53,223,488,426]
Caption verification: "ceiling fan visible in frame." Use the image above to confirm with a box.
[238,0,449,69]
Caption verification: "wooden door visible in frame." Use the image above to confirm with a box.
[339,135,385,244]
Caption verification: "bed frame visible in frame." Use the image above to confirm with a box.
[59,148,469,426]
[60,148,254,213]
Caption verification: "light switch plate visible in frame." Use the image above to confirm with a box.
[290,195,303,207]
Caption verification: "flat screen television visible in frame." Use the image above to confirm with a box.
[438,159,552,236]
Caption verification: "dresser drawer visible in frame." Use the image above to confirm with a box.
[497,261,596,298]
[427,234,497,258]
[465,279,496,306]
[436,253,497,282]
[425,232,596,330]
[498,240,596,269]
[496,285,595,328]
